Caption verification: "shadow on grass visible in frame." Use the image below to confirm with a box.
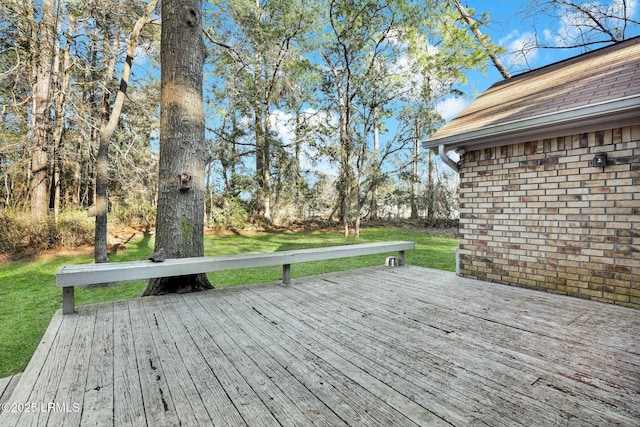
[136,231,152,252]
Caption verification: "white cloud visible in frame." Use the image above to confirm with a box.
[387,32,453,100]
[624,0,639,16]
[545,0,638,46]
[542,28,556,44]
[499,30,539,70]
[269,109,295,145]
[436,97,469,122]
[269,108,339,176]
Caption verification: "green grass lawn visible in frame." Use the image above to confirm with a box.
[0,226,457,377]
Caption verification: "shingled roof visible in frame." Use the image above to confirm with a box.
[423,36,640,151]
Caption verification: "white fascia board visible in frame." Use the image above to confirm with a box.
[422,94,640,151]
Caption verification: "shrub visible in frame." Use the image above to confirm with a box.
[111,199,156,229]
[52,209,94,248]
[0,208,93,254]
[207,196,251,229]
[0,209,30,253]
[422,217,460,229]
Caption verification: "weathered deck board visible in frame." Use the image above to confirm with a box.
[176,292,282,426]
[111,300,145,427]
[46,304,97,427]
[17,308,80,427]
[81,302,115,427]
[0,374,21,407]
[253,280,544,426]
[1,265,638,426]
[236,283,466,426]
[291,269,640,425]
[195,293,350,427]
[210,291,416,427]
[153,297,248,426]
[127,297,182,427]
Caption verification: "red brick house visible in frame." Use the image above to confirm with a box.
[424,37,640,308]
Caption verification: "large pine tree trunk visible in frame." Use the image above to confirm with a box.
[143,0,212,296]
[30,0,55,221]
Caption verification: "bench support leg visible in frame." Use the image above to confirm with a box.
[62,287,75,314]
[283,264,291,285]
[397,250,405,266]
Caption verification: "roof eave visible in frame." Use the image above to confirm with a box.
[422,94,640,152]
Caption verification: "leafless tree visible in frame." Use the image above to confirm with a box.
[94,0,159,263]
[524,0,639,48]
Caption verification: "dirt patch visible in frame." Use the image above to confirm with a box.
[0,224,147,264]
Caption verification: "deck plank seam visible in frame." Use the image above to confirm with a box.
[239,284,459,427]
[264,279,551,426]
[214,289,421,427]
[303,268,640,423]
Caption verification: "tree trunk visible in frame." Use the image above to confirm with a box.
[71,134,82,205]
[410,118,420,219]
[50,1,73,222]
[30,0,55,221]
[252,0,268,223]
[85,25,99,211]
[369,107,379,221]
[453,0,510,79]
[427,148,435,221]
[93,94,112,263]
[93,20,120,263]
[263,105,272,224]
[294,109,303,216]
[337,97,352,238]
[94,0,159,263]
[143,0,212,296]
[354,180,361,238]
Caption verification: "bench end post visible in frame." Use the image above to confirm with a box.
[397,250,405,266]
[62,286,75,314]
[283,264,291,285]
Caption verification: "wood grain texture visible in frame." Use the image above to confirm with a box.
[3,265,638,426]
[0,374,21,407]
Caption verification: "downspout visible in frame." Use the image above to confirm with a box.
[438,144,460,276]
[439,144,459,173]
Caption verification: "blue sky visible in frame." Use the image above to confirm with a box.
[437,0,640,122]
[189,0,640,183]
[257,0,640,180]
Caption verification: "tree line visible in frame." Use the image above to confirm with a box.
[1,0,636,256]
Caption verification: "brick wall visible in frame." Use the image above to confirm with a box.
[458,125,640,308]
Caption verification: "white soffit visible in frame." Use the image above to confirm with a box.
[422,94,640,152]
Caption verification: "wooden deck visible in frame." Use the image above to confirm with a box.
[1,265,638,426]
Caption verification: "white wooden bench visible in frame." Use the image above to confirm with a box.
[56,241,415,314]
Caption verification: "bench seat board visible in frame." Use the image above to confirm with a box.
[56,241,415,287]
